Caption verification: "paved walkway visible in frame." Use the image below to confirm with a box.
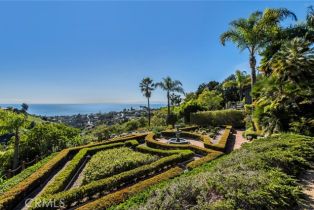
[233,130,249,150]
[300,165,314,209]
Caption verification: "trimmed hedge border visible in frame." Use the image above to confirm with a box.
[40,141,132,197]
[31,151,194,209]
[136,145,191,156]
[145,133,213,155]
[77,167,184,210]
[0,153,57,195]
[186,151,223,170]
[0,149,69,210]
[0,134,144,210]
[203,126,232,152]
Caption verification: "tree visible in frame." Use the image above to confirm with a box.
[223,70,250,101]
[220,8,297,94]
[139,77,155,127]
[197,89,223,110]
[252,38,314,136]
[156,77,184,122]
[170,93,182,108]
[0,110,26,169]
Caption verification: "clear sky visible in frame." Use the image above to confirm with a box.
[0,0,311,104]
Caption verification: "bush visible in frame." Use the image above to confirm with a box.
[31,152,194,209]
[190,109,244,128]
[77,167,183,210]
[82,147,158,184]
[186,152,223,170]
[0,153,57,195]
[204,126,232,152]
[0,135,144,210]
[121,134,314,210]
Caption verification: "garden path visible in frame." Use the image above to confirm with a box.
[233,130,249,150]
[300,164,314,209]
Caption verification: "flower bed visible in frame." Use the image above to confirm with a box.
[82,147,158,184]
[77,167,184,210]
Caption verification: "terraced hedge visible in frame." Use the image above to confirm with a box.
[116,134,314,210]
[82,147,158,184]
[0,134,144,210]
[31,151,194,209]
[77,167,184,210]
[186,151,223,170]
[203,125,232,152]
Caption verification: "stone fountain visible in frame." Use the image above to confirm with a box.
[168,125,189,144]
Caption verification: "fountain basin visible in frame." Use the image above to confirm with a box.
[168,138,190,144]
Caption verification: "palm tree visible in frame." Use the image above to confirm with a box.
[139,77,155,127]
[223,70,250,101]
[220,8,297,95]
[156,77,184,119]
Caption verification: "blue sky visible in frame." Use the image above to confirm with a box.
[0,1,311,104]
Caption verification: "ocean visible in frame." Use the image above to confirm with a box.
[0,103,165,117]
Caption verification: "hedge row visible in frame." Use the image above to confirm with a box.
[0,153,57,195]
[203,126,232,152]
[77,167,184,210]
[41,141,129,197]
[186,151,223,170]
[145,133,213,155]
[179,126,199,131]
[0,134,141,210]
[0,149,70,210]
[31,152,194,209]
[136,145,192,156]
[190,109,244,128]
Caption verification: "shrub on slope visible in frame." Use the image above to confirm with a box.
[114,134,314,210]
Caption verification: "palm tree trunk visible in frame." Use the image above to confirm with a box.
[13,128,20,169]
[239,88,243,101]
[147,97,151,127]
[167,91,170,117]
[249,54,257,89]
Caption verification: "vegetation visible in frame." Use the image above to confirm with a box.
[220,8,297,91]
[139,77,155,127]
[190,109,244,128]
[82,147,158,184]
[113,134,314,210]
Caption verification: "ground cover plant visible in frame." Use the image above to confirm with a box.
[112,133,314,210]
[82,147,159,184]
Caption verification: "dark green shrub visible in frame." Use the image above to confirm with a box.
[190,109,244,128]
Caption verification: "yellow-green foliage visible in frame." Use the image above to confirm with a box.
[77,167,183,210]
[204,126,232,152]
[82,147,158,184]
[190,109,244,128]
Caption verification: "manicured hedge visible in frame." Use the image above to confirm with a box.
[0,149,70,210]
[136,145,191,156]
[77,167,184,210]
[179,126,199,131]
[31,152,193,209]
[145,133,213,155]
[41,141,135,197]
[0,153,57,195]
[190,109,244,128]
[186,151,223,170]
[0,134,141,210]
[203,126,232,152]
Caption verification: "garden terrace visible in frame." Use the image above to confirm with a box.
[0,132,225,210]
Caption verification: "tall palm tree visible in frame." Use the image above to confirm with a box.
[223,70,250,101]
[220,8,297,95]
[139,77,155,127]
[156,77,184,119]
